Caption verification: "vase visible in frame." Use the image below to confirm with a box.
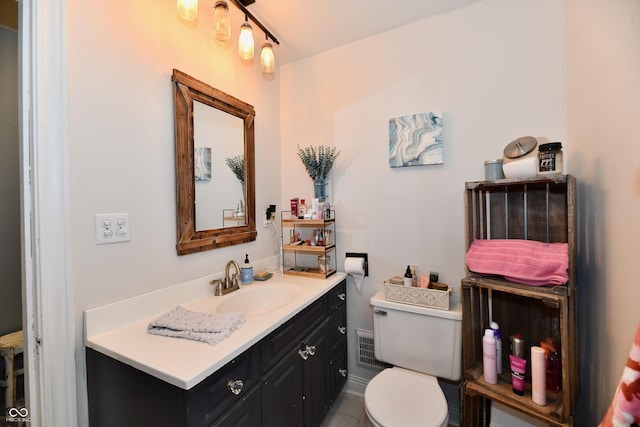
[313,178,328,202]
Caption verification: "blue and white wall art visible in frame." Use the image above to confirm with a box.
[389,111,443,168]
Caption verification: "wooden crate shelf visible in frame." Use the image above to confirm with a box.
[462,175,577,427]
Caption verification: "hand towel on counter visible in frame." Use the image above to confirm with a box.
[147,306,245,345]
[466,239,569,286]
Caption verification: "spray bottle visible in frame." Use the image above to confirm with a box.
[490,321,502,374]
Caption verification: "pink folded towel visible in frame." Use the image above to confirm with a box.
[466,239,569,286]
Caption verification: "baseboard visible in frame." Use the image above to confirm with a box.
[342,374,368,397]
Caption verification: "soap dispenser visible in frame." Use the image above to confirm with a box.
[241,254,253,284]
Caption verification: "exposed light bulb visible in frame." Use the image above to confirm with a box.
[213,0,231,42]
[177,0,198,21]
[261,41,275,74]
[238,21,254,60]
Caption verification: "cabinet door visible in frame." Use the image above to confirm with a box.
[212,384,262,427]
[303,319,330,427]
[328,347,347,406]
[86,348,185,427]
[327,280,346,313]
[329,304,347,354]
[185,345,260,426]
[261,298,326,371]
[262,348,304,427]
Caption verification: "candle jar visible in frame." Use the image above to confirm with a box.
[324,230,332,246]
[318,255,331,274]
[537,142,563,175]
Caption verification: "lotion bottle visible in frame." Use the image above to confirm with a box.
[482,329,498,384]
[542,338,561,392]
[241,254,253,284]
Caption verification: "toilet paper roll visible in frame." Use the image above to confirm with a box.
[344,257,365,292]
[531,346,547,406]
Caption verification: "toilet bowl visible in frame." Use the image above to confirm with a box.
[364,367,448,427]
[365,292,462,427]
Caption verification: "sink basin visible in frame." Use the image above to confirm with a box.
[216,287,296,316]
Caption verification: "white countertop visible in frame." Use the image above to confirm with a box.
[85,271,347,390]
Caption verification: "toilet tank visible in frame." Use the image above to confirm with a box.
[371,291,462,381]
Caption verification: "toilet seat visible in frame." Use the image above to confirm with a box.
[364,367,448,427]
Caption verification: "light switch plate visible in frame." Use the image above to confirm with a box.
[96,213,130,244]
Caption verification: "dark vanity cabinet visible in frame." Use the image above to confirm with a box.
[250,278,347,427]
[86,279,347,427]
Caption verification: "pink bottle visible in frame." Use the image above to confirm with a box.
[483,329,498,384]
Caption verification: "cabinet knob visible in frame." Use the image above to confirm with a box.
[337,293,346,301]
[227,379,244,395]
[298,348,309,360]
[298,345,316,360]
[337,326,346,334]
[339,369,347,377]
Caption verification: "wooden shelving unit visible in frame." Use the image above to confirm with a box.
[461,175,578,427]
[281,211,336,279]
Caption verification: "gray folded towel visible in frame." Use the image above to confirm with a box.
[147,306,245,345]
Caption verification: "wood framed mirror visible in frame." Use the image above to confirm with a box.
[172,69,256,255]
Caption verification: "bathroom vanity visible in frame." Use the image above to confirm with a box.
[85,272,347,427]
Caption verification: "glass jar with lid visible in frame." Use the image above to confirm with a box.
[318,254,331,274]
[537,142,563,175]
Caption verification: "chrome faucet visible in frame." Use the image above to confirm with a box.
[209,260,241,296]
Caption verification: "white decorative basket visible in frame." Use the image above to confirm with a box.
[385,282,451,310]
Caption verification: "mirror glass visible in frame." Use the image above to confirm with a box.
[173,69,256,255]
[193,100,245,231]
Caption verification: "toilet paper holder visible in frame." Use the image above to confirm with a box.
[345,252,368,277]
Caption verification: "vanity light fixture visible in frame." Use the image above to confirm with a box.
[178,0,280,74]
[228,0,280,70]
[260,39,275,74]
[238,17,254,60]
[213,0,231,42]
[177,0,198,21]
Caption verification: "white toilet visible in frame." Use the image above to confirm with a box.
[364,291,462,427]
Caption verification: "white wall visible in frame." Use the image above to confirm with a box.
[280,0,566,415]
[566,0,640,423]
[67,0,281,423]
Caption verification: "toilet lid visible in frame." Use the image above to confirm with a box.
[364,367,448,427]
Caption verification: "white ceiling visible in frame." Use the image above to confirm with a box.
[247,0,483,64]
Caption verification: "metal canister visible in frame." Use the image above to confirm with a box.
[484,159,505,181]
[510,334,524,358]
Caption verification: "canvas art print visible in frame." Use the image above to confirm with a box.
[194,147,212,181]
[389,111,443,167]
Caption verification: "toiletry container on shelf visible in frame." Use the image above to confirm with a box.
[461,175,578,427]
[281,211,336,278]
[364,293,462,427]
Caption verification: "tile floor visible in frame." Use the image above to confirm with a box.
[321,392,370,427]
[321,390,460,427]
